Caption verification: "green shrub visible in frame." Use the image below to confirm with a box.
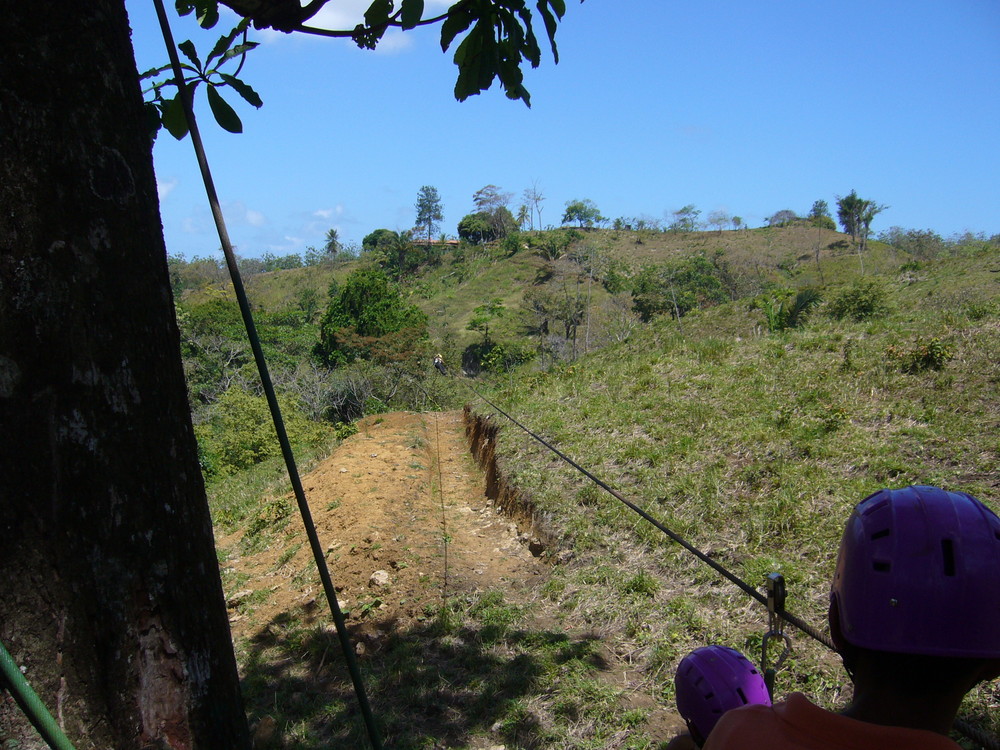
[333,421,359,440]
[826,279,890,321]
[885,337,954,373]
[757,288,822,332]
[197,387,331,476]
[481,340,537,374]
[631,254,729,322]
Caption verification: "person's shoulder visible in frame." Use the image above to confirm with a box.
[702,701,783,749]
[702,694,834,750]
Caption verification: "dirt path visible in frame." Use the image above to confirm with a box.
[218,410,684,748]
[223,410,546,644]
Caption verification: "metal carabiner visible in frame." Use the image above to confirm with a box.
[761,572,791,699]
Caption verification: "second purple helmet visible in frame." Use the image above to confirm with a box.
[831,485,1000,658]
[675,645,771,744]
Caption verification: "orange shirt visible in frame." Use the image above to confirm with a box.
[703,692,962,750]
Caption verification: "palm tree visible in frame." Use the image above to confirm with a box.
[323,227,340,256]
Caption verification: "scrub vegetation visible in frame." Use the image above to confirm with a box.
[173,220,1000,748]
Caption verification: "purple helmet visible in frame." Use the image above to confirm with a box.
[675,645,771,744]
[831,485,1000,658]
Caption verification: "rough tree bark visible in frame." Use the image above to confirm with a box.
[0,2,251,748]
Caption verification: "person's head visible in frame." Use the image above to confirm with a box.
[675,645,771,745]
[829,485,1000,691]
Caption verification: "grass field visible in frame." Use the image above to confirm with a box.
[199,229,999,748]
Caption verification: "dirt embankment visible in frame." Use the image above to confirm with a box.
[221,410,550,645]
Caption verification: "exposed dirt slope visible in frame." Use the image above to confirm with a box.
[217,409,684,748]
[222,410,546,644]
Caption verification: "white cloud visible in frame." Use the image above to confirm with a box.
[157,177,178,200]
[312,205,347,220]
[223,201,268,228]
[261,0,453,51]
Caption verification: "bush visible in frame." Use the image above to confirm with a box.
[826,279,890,322]
[462,340,536,375]
[808,215,836,231]
[885,337,954,373]
[196,387,331,476]
[631,254,728,322]
[315,267,428,367]
[756,288,822,332]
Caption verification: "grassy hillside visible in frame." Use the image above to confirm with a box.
[178,228,999,746]
[465,242,1000,739]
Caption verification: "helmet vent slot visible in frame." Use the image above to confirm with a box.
[736,687,748,704]
[941,539,955,576]
[873,561,891,572]
[870,528,890,540]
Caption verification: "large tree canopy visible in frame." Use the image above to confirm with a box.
[316,268,428,366]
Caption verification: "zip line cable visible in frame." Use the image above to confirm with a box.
[454,374,836,650]
[140,14,997,743]
[151,3,382,747]
[443,371,998,749]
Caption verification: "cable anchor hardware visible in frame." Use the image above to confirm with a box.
[761,572,792,700]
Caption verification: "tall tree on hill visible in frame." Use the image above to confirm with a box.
[414,185,444,244]
[562,198,604,228]
[472,184,518,239]
[707,209,731,234]
[523,181,546,231]
[837,190,888,271]
[1,0,577,745]
[324,226,341,255]
[669,204,701,232]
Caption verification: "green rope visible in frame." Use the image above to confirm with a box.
[0,639,77,750]
[151,2,382,747]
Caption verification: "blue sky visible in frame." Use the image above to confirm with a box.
[125,0,1000,259]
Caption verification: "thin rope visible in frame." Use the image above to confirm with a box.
[151,3,381,747]
[457,375,836,650]
[452,374,1000,748]
[432,412,450,604]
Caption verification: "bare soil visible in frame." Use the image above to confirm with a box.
[216,410,684,748]
[221,410,547,644]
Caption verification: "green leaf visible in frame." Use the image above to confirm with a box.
[178,40,202,71]
[219,74,263,108]
[441,6,475,51]
[207,85,243,133]
[196,0,219,28]
[364,0,392,28]
[139,63,174,81]
[143,101,162,139]
[161,95,189,140]
[536,1,560,62]
[221,41,259,63]
[400,0,424,30]
[206,18,251,65]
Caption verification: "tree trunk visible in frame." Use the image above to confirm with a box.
[0,2,250,748]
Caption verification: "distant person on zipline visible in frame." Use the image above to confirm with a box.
[433,353,447,375]
[701,485,1000,750]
